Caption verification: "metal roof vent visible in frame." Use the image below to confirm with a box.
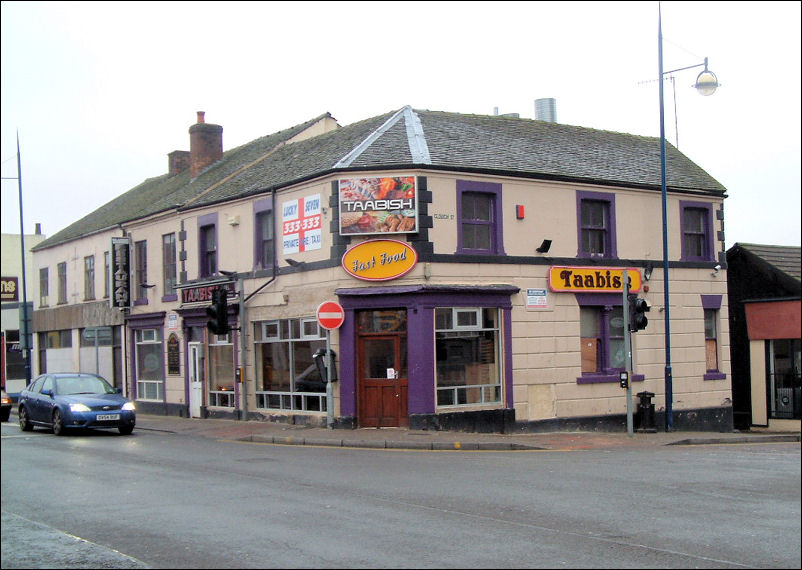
[535,98,557,123]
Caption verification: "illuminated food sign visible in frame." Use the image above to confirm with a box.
[341,239,418,281]
[548,266,642,293]
[339,175,417,236]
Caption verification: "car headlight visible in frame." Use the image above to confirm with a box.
[122,402,136,411]
[70,403,91,412]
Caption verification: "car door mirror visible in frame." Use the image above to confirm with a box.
[41,389,54,398]
[115,387,123,394]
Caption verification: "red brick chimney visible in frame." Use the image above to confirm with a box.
[168,150,191,176]
[189,111,223,178]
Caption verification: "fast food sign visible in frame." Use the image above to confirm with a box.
[341,239,418,281]
[339,175,418,236]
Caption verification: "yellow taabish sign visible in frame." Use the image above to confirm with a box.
[342,239,418,281]
[548,266,642,293]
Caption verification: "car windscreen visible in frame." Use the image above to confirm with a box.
[54,376,115,395]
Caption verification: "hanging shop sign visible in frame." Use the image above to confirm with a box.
[341,239,418,281]
[282,193,322,254]
[548,266,642,293]
[109,237,132,309]
[339,175,417,235]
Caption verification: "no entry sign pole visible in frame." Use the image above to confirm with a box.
[317,301,344,429]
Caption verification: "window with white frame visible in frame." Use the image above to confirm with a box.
[253,317,327,412]
[208,333,235,407]
[135,328,163,400]
[162,233,177,297]
[435,307,501,407]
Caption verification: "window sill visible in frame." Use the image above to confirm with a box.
[577,373,644,385]
[161,294,178,303]
[134,299,149,306]
[703,371,727,380]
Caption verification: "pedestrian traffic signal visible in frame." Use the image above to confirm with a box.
[206,288,230,335]
[619,371,630,389]
[628,295,649,332]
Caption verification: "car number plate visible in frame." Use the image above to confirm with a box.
[96,414,120,421]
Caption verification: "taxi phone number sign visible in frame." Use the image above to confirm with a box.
[282,194,322,254]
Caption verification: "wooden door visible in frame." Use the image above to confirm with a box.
[358,330,408,428]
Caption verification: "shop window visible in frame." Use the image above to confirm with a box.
[769,339,801,420]
[680,201,714,261]
[162,233,177,298]
[580,306,625,374]
[253,318,326,412]
[57,262,67,304]
[575,295,643,385]
[39,267,49,307]
[435,307,501,407]
[135,328,163,401]
[84,255,95,300]
[577,190,617,258]
[456,180,504,255]
[208,333,235,407]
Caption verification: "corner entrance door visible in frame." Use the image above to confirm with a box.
[358,331,408,428]
[188,342,203,418]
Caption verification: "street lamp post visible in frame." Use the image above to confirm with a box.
[657,4,719,431]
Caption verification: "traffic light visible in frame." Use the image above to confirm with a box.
[206,288,230,335]
[628,294,649,332]
[619,371,629,389]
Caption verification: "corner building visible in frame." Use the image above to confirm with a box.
[31,107,732,432]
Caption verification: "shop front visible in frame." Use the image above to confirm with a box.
[335,284,518,432]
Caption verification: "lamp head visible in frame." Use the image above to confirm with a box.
[694,58,719,96]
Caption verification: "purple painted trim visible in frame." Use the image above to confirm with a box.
[125,312,166,402]
[576,190,618,259]
[456,180,505,255]
[679,201,715,262]
[198,213,218,278]
[253,197,273,271]
[161,294,178,303]
[574,293,623,307]
[701,294,722,310]
[703,372,727,380]
[337,285,518,417]
[133,298,148,306]
[577,373,645,384]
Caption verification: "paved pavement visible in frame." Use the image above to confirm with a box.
[129,413,800,451]
[5,408,798,450]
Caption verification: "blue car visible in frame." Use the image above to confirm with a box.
[18,373,135,436]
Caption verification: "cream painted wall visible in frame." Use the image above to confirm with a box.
[750,340,768,426]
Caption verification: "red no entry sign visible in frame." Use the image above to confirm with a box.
[316,301,345,330]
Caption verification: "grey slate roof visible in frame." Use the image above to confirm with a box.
[729,243,801,283]
[34,106,727,251]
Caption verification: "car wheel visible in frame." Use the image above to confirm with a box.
[118,425,134,435]
[19,406,33,431]
[52,409,66,436]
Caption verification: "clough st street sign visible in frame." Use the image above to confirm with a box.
[548,266,642,293]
